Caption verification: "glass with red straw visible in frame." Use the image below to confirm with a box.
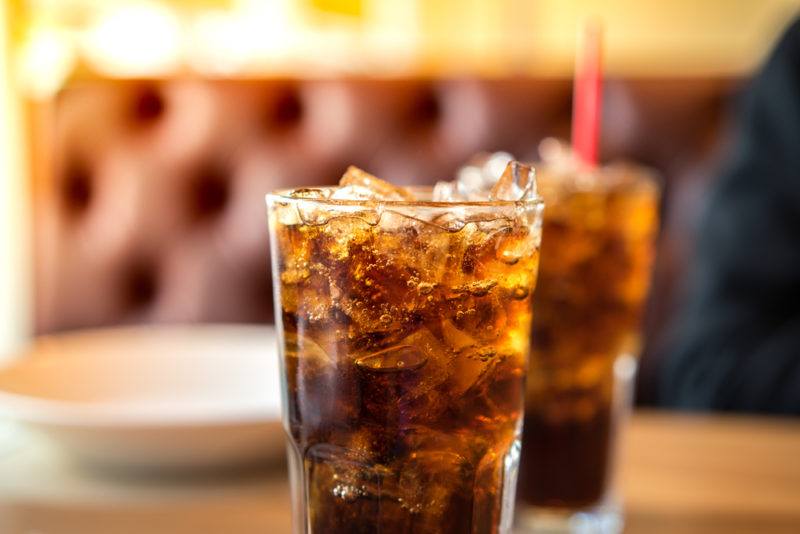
[512,23,662,533]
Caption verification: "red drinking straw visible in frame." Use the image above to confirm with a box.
[571,22,603,167]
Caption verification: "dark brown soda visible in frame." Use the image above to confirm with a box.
[517,404,612,508]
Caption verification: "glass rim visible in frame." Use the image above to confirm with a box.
[265,186,544,208]
[536,160,663,191]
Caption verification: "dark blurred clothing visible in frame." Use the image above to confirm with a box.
[661,19,800,414]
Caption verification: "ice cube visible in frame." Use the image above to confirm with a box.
[282,331,359,430]
[305,443,390,529]
[449,344,497,397]
[439,317,499,397]
[355,345,428,374]
[483,151,514,181]
[490,161,538,201]
[372,328,452,420]
[272,202,302,226]
[431,180,463,202]
[354,329,446,420]
[397,450,473,529]
[339,166,415,201]
[330,184,381,200]
[429,211,467,232]
[450,279,498,297]
[455,166,487,199]
[295,200,334,226]
[430,152,523,204]
[451,151,516,201]
[288,188,331,199]
[441,319,477,353]
[283,331,332,365]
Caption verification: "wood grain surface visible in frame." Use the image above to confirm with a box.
[0,411,798,533]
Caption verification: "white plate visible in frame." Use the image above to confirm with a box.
[0,324,285,471]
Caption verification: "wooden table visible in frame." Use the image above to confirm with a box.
[0,411,798,533]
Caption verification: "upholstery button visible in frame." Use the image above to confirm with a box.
[408,86,441,128]
[131,85,165,123]
[124,261,158,308]
[264,87,303,130]
[61,159,92,215]
[189,164,230,221]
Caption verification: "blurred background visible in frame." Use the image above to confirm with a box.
[2,0,800,405]
[3,4,800,532]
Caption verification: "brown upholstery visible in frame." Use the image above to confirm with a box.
[29,76,744,403]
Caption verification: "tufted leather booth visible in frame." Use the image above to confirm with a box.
[29,76,743,403]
